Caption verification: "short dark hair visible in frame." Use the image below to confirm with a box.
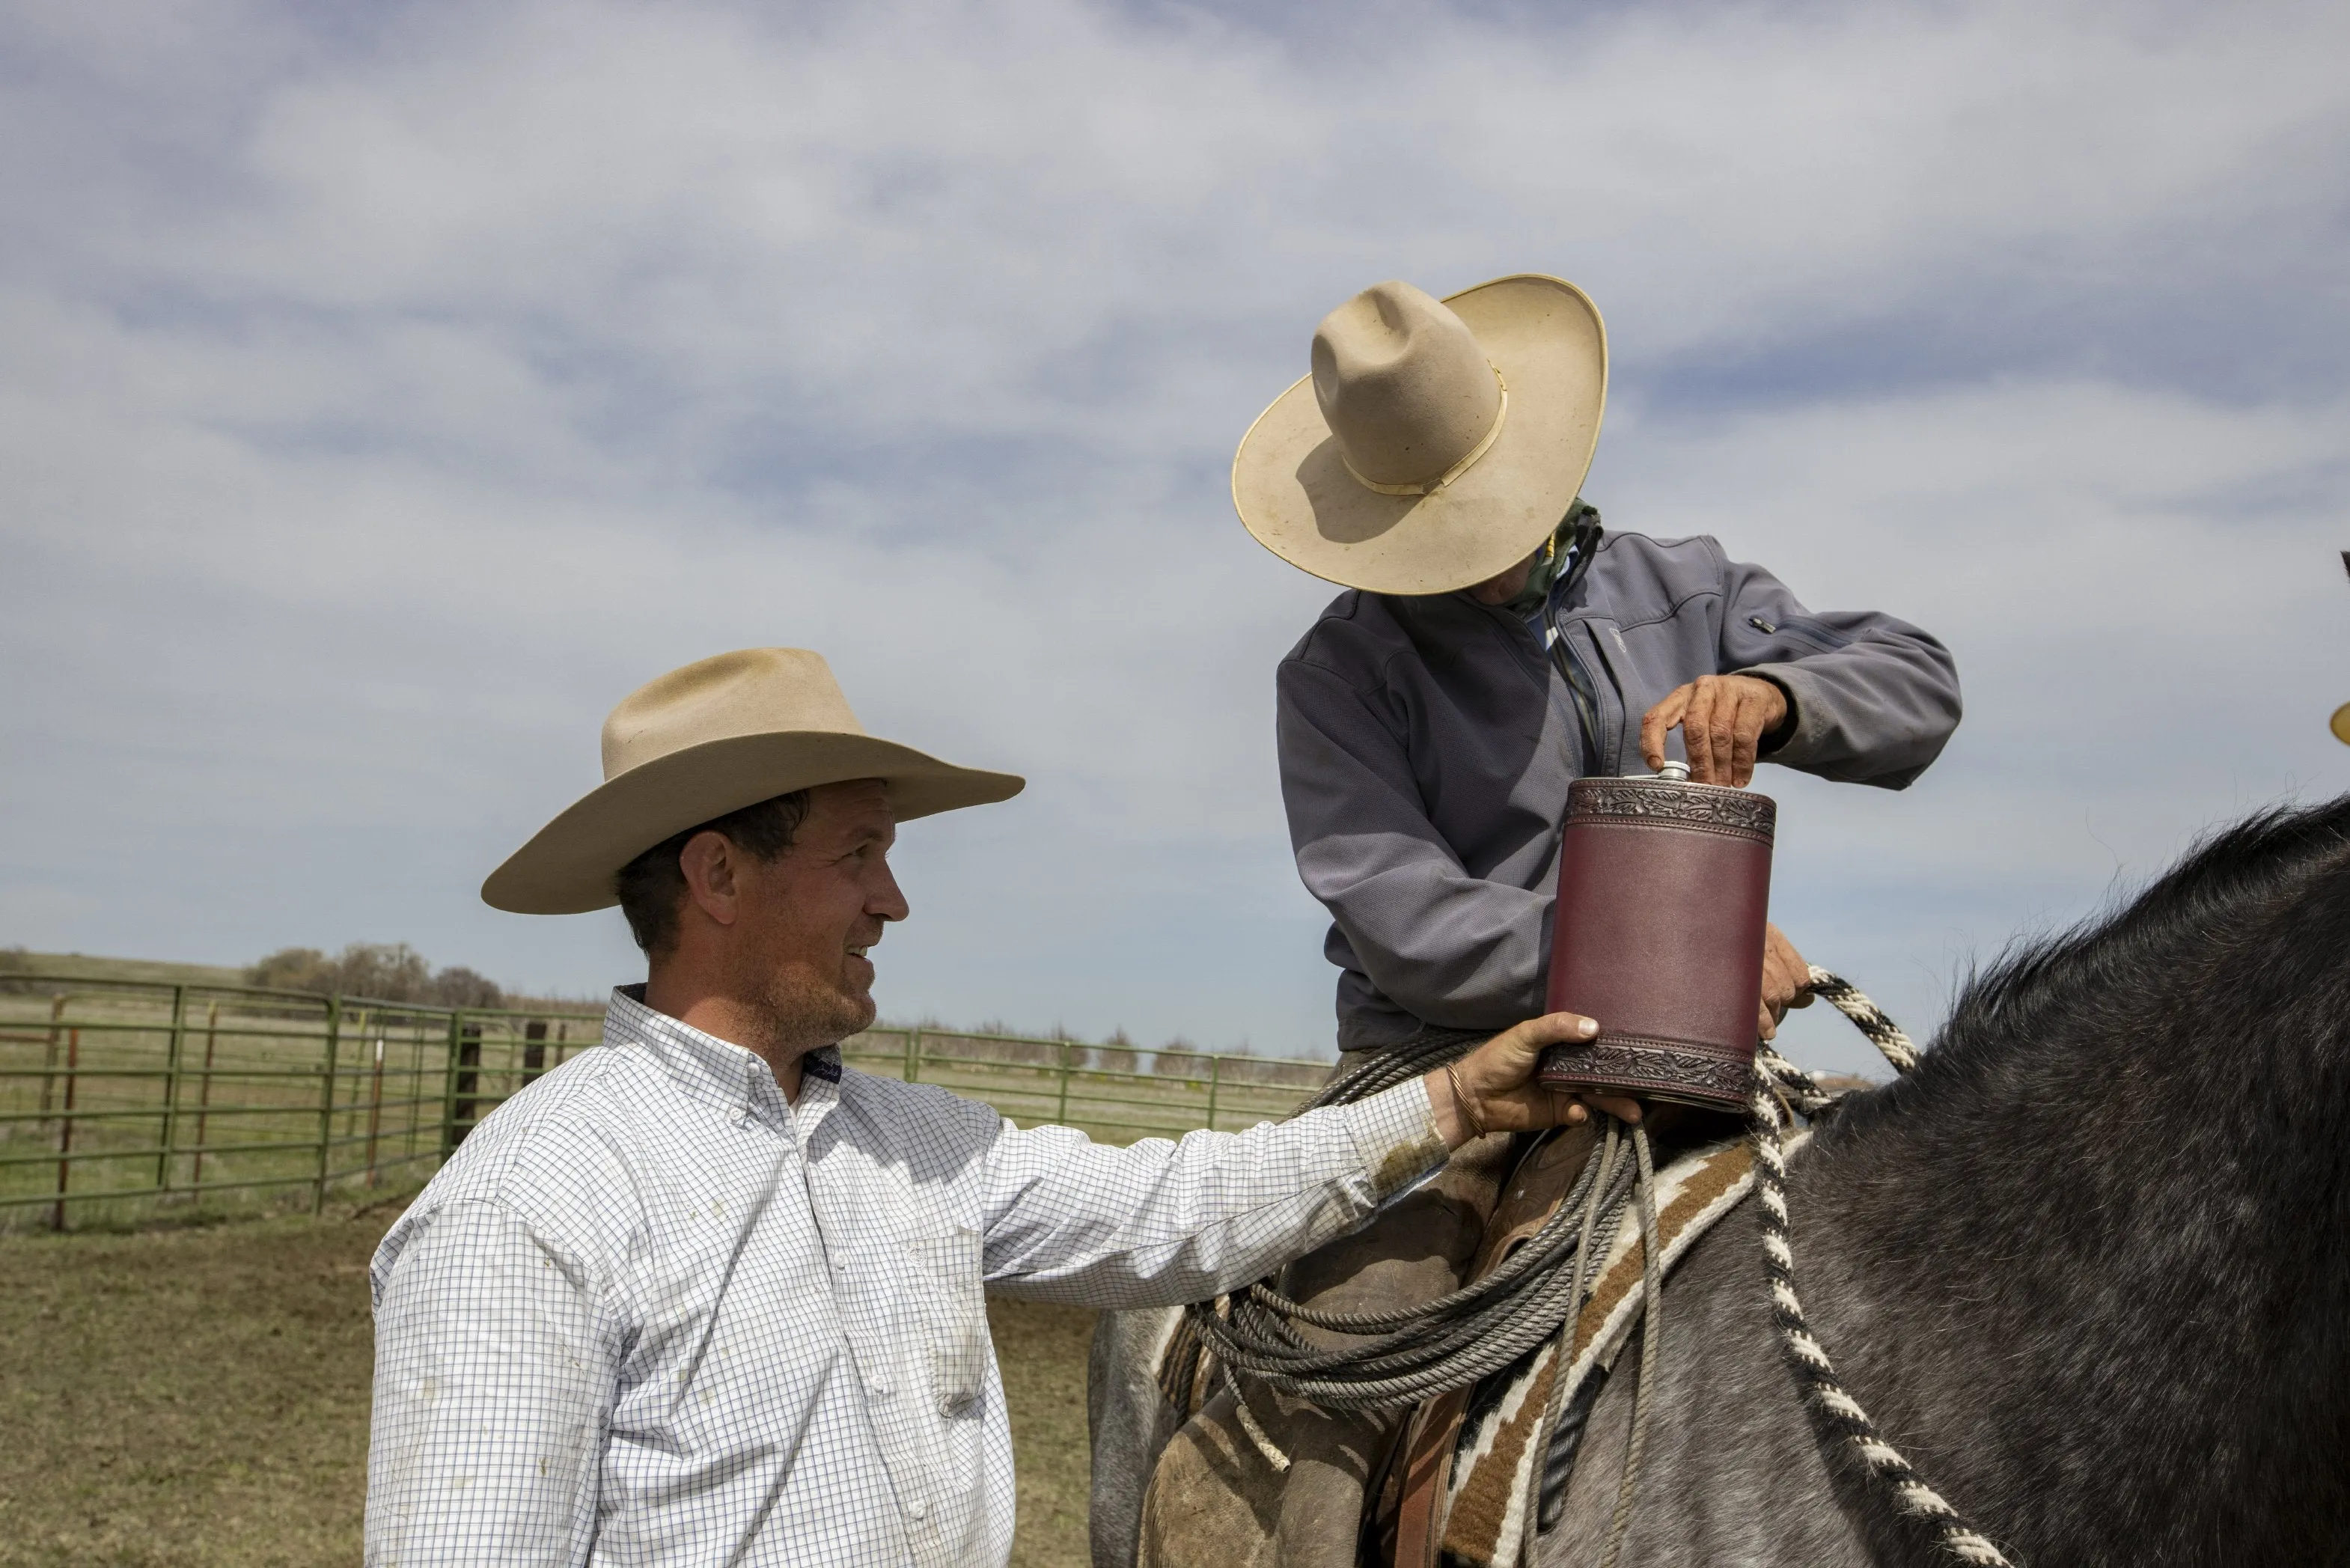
[614,790,813,958]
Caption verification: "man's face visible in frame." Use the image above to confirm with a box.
[1469,545,1541,605]
[725,778,908,1051]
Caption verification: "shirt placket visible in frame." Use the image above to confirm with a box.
[785,1072,944,1567]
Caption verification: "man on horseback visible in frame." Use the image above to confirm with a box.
[1091,275,1962,1568]
[1239,276,1962,1063]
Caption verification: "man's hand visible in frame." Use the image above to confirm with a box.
[1423,1013,1641,1148]
[1759,921,1813,1042]
[1640,674,1789,787]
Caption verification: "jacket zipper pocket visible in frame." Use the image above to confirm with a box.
[1752,614,1854,654]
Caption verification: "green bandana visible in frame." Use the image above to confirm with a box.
[1502,499,1600,616]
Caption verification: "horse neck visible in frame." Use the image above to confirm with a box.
[1792,877,2350,1562]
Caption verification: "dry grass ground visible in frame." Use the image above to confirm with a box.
[0,1201,1097,1567]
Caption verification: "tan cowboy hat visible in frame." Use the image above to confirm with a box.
[1232,274,1607,596]
[482,647,1024,914]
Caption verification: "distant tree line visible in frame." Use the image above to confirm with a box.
[245,942,506,1009]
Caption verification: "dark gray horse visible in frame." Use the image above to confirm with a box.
[1094,797,2350,1565]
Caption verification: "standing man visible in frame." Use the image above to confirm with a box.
[365,647,1608,1567]
[1233,275,1962,1055]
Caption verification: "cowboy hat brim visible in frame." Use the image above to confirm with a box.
[481,731,1024,915]
[1232,275,1608,597]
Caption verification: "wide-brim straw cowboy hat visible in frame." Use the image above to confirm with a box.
[482,647,1024,915]
[1232,274,1607,596]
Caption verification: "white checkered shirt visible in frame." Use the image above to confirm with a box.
[366,986,1446,1567]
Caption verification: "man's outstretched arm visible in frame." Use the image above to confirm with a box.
[974,1013,1606,1310]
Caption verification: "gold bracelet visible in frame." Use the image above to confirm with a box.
[1443,1061,1488,1141]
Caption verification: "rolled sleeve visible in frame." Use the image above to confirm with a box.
[1337,1076,1453,1201]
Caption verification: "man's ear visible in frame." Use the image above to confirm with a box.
[676,831,742,928]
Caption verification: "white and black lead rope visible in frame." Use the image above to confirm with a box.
[1756,967,2012,1567]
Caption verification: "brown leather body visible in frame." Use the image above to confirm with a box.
[1536,776,1774,1112]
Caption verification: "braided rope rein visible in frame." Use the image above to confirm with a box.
[1757,968,2014,1567]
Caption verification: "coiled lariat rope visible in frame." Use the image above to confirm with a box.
[1186,1028,1644,1423]
[1757,970,2014,1567]
[1185,971,2014,1567]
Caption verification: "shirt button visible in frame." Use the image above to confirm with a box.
[908,1498,928,1521]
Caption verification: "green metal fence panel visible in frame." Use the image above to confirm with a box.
[0,971,1331,1230]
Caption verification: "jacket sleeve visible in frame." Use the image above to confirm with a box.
[1275,656,1551,1032]
[974,1079,1447,1309]
[1712,549,1962,789]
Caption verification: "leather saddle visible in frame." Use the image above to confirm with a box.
[1374,1123,1597,1568]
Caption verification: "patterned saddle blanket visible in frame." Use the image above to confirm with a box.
[1403,1133,1774,1568]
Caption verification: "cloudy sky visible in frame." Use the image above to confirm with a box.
[3,0,2346,1074]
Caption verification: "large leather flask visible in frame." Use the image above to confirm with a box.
[1533,765,1775,1113]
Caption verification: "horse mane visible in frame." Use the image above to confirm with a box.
[1797,794,2350,1565]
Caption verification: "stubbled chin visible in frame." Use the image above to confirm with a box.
[840,971,878,1028]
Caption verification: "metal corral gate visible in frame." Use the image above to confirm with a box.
[0,973,1328,1230]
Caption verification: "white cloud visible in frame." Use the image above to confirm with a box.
[1,0,2346,1073]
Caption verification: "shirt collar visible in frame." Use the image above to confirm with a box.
[603,985,842,1126]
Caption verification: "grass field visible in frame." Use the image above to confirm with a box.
[0,1201,1098,1567]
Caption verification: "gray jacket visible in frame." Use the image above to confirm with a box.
[1276,529,1962,1052]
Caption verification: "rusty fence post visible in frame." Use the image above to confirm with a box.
[192,1001,219,1192]
[1206,1055,1222,1132]
[39,993,64,1132]
[157,983,187,1191]
[365,1025,385,1189]
[406,1025,424,1165]
[442,1013,483,1153]
[313,995,342,1214]
[439,1011,462,1157]
[52,1026,79,1232]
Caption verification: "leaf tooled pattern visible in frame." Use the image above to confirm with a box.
[1567,780,1777,838]
[1540,1040,1757,1102]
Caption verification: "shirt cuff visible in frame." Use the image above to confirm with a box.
[1336,1079,1451,1201]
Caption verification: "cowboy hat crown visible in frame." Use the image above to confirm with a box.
[1311,280,1506,492]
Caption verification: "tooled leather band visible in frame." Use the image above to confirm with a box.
[1565,778,1777,843]
[1538,1035,1758,1110]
